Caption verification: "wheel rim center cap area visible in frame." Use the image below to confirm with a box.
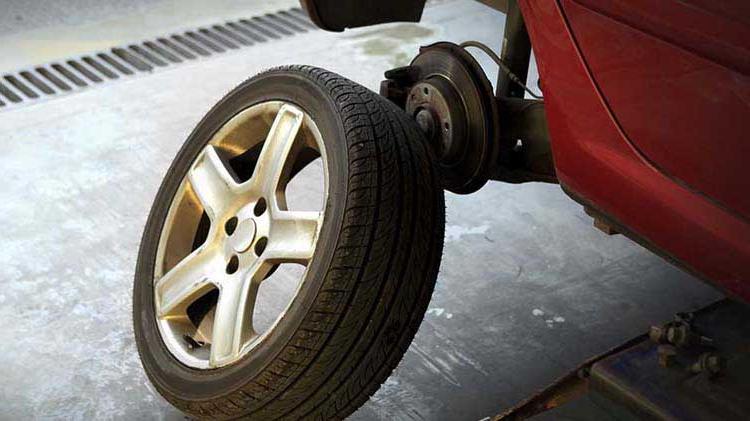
[228,218,257,253]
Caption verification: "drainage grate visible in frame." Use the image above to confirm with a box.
[0,7,316,111]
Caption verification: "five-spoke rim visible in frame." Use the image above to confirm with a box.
[153,102,328,369]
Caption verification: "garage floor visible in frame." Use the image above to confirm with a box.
[0,0,722,419]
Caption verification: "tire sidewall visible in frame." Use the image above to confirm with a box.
[133,69,348,399]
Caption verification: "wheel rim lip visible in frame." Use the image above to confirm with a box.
[153,100,329,370]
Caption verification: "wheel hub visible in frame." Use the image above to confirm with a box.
[406,79,467,165]
[227,217,257,253]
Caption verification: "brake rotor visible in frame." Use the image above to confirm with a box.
[402,42,499,194]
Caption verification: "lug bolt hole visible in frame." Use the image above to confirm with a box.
[225,217,238,236]
[254,197,267,216]
[422,87,429,95]
[226,255,239,274]
[444,122,450,131]
[254,237,268,256]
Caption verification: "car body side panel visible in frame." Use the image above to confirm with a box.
[518,0,750,301]
[564,0,750,220]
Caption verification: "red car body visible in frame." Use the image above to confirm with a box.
[519,0,750,302]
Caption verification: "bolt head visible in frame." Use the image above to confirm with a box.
[657,345,677,368]
[704,353,724,375]
[649,326,667,343]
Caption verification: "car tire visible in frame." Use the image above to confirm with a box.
[133,65,445,420]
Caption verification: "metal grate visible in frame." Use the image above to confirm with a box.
[0,7,315,110]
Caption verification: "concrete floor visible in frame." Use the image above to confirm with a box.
[0,1,721,420]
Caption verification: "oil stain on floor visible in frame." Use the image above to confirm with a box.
[347,23,437,67]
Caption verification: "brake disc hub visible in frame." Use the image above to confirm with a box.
[407,79,467,165]
[381,42,499,194]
